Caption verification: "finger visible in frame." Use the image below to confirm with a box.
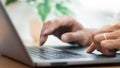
[42,20,60,35]
[40,35,48,45]
[40,20,60,45]
[100,40,117,56]
[61,31,84,43]
[101,39,120,50]
[93,32,117,43]
[41,22,52,36]
[93,34,104,52]
[101,48,116,56]
[87,42,96,53]
[94,24,120,35]
[94,25,115,35]
[58,16,82,28]
[41,16,78,36]
[102,30,120,40]
[93,32,118,52]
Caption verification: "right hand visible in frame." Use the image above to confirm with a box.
[40,16,93,46]
[87,24,120,56]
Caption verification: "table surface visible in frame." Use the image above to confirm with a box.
[0,55,120,68]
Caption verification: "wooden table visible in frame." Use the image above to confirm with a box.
[0,55,120,68]
[0,55,29,68]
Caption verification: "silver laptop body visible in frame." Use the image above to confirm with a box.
[0,1,120,67]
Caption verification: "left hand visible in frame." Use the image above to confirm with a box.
[40,16,93,46]
[87,23,120,56]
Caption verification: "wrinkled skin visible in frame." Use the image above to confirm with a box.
[40,16,93,46]
[87,23,120,56]
[40,16,120,56]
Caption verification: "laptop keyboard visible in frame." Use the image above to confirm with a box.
[26,47,82,59]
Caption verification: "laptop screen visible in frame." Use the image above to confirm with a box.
[0,0,42,46]
[1,0,68,46]
[0,1,24,47]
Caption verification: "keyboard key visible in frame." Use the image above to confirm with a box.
[26,47,82,59]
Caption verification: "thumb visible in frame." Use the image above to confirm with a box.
[61,31,83,43]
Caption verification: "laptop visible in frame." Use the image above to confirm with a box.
[0,1,120,67]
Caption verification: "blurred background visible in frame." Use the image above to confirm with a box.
[1,0,120,46]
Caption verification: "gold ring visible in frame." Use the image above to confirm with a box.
[103,33,107,40]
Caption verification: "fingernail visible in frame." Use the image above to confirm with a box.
[62,35,69,42]
[40,37,44,45]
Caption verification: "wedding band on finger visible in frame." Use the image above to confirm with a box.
[103,33,107,40]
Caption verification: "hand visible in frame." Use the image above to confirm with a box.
[40,16,93,46]
[87,23,120,56]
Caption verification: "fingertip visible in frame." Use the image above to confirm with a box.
[39,42,43,46]
[87,43,95,53]
[87,48,92,53]
[40,36,48,46]
[87,47,94,53]
[39,39,44,46]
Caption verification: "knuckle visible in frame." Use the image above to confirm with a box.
[101,41,108,48]
[69,17,76,23]
[107,31,120,39]
[53,19,58,23]
[111,32,118,39]
[46,20,53,25]
[64,16,76,23]
[62,16,73,20]
[113,23,120,29]
[67,16,74,21]
[75,31,84,40]
[93,35,101,43]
